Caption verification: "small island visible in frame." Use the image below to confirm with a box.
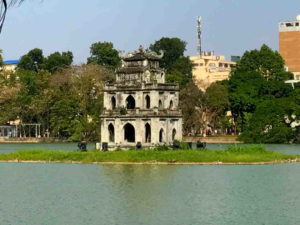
[0,145,298,165]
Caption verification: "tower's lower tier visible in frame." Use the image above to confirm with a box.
[100,116,182,150]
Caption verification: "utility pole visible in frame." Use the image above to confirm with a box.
[197,16,202,58]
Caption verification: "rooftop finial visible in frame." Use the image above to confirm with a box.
[139,45,144,52]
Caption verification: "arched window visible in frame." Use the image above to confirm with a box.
[172,128,176,141]
[169,100,173,109]
[126,95,136,109]
[124,123,135,143]
[145,123,151,143]
[108,124,115,142]
[159,128,164,143]
[159,100,163,109]
[111,96,116,110]
[145,95,150,109]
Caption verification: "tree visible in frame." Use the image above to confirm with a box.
[87,42,121,69]
[179,81,205,135]
[234,44,293,81]
[49,64,114,140]
[205,81,230,133]
[149,37,186,71]
[228,45,294,133]
[44,51,73,73]
[1,0,25,33]
[240,97,300,143]
[18,48,44,71]
[229,71,266,131]
[150,37,194,88]
[0,49,3,67]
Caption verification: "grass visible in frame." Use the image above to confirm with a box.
[0,145,297,164]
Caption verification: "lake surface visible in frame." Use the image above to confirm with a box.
[0,163,300,225]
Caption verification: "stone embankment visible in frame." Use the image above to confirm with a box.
[0,137,62,143]
[184,136,242,144]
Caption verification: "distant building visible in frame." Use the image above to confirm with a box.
[190,52,236,90]
[100,46,182,150]
[279,15,300,80]
[2,60,19,72]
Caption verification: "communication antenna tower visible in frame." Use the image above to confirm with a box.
[197,16,202,57]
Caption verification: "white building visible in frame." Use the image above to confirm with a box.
[100,46,183,149]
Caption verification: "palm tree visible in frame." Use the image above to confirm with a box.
[0,0,24,33]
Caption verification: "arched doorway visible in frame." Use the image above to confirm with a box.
[145,95,150,109]
[111,96,116,110]
[108,124,115,142]
[145,123,151,143]
[124,123,135,142]
[172,128,176,141]
[126,95,135,109]
[159,100,163,109]
[159,128,164,143]
[169,100,173,109]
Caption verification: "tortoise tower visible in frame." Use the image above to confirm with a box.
[100,46,182,149]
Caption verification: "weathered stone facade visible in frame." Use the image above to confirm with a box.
[100,46,182,149]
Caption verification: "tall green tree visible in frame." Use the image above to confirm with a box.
[18,48,44,71]
[179,82,205,135]
[234,44,293,81]
[150,37,194,88]
[44,51,73,73]
[149,37,186,70]
[229,45,294,133]
[87,42,121,70]
[240,96,300,143]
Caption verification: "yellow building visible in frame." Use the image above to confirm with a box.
[2,60,19,72]
[190,52,236,90]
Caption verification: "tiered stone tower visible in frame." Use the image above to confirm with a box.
[100,46,182,149]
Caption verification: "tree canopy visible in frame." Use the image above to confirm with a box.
[227,44,299,143]
[18,49,73,72]
[87,42,121,70]
[149,37,194,88]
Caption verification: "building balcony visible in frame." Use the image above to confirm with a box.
[104,82,179,91]
[100,108,182,118]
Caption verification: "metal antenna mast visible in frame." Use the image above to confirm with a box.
[197,16,202,58]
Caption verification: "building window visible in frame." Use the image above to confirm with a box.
[124,123,135,143]
[111,96,116,110]
[172,128,176,141]
[126,95,136,109]
[159,100,163,109]
[145,95,151,109]
[145,123,151,143]
[159,129,164,143]
[108,124,115,142]
[169,100,173,109]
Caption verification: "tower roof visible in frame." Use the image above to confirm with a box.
[122,45,164,61]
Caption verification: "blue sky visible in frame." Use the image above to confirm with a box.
[0,0,300,63]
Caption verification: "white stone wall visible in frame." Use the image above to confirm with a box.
[101,117,182,148]
[104,90,179,110]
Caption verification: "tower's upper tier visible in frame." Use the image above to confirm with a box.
[116,46,165,84]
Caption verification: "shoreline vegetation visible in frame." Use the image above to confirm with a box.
[0,146,298,165]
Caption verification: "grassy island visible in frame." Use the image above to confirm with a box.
[0,145,298,165]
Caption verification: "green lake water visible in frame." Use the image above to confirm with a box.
[1,163,300,225]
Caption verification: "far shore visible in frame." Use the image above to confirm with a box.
[0,135,242,144]
[0,146,298,166]
[0,158,299,165]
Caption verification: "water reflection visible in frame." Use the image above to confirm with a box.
[100,164,180,224]
[1,163,300,224]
